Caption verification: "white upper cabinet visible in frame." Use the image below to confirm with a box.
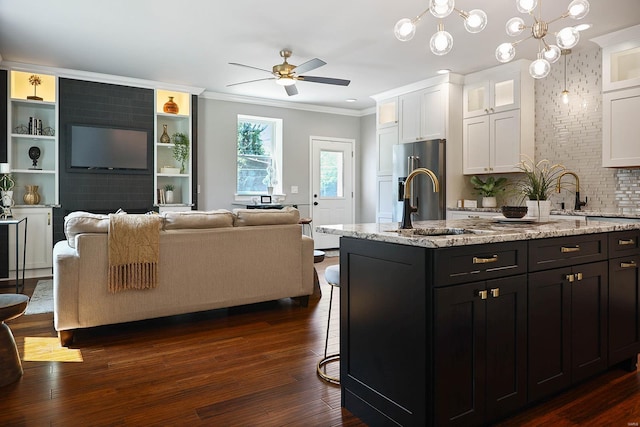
[462,60,533,175]
[463,73,520,118]
[593,24,640,167]
[399,85,445,143]
[377,97,398,129]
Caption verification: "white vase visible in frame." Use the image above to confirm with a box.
[526,199,551,222]
[165,190,174,204]
[482,196,497,208]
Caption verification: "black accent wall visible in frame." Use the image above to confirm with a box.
[54,79,155,244]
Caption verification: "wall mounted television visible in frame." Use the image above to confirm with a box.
[68,124,151,173]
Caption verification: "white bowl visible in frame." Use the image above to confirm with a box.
[161,167,180,174]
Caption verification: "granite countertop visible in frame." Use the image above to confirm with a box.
[448,207,640,219]
[317,217,640,248]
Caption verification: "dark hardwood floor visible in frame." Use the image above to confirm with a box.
[1,258,639,426]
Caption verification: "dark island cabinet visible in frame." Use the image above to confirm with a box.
[434,275,527,426]
[528,261,608,402]
[608,230,640,369]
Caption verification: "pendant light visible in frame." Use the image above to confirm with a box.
[561,49,571,104]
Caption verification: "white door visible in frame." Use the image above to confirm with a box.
[311,137,354,250]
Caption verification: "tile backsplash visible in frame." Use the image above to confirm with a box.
[534,46,638,214]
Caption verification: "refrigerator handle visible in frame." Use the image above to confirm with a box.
[409,156,419,211]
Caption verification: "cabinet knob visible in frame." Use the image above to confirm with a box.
[566,274,574,282]
[489,108,495,113]
[484,108,489,113]
[576,272,583,281]
[477,290,488,300]
[490,288,500,298]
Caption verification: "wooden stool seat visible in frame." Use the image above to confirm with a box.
[0,294,29,387]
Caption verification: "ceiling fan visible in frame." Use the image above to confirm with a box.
[227,49,350,96]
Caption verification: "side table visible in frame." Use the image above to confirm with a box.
[312,250,325,299]
[0,217,27,293]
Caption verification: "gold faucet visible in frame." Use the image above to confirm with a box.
[401,168,440,229]
[556,171,587,211]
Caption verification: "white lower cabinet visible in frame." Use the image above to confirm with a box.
[8,206,53,271]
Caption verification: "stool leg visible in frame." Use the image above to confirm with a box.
[0,322,23,387]
[323,285,334,359]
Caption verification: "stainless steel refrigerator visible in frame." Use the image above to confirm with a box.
[392,139,446,222]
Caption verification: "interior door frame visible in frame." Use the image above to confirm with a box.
[309,135,356,227]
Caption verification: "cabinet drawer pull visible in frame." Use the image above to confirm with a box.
[618,239,635,246]
[477,290,488,300]
[473,255,498,264]
[576,272,583,281]
[621,261,638,268]
[490,288,500,298]
[566,274,575,282]
[561,245,580,253]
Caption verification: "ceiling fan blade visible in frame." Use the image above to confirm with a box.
[298,75,351,86]
[228,62,273,74]
[285,84,298,96]
[292,58,326,75]
[227,77,275,87]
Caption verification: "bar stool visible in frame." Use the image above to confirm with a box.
[0,294,29,387]
[317,264,340,384]
[299,217,313,238]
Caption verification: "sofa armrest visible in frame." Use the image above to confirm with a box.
[52,240,80,331]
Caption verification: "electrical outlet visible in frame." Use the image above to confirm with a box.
[291,186,298,194]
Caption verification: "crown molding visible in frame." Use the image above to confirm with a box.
[201,90,373,117]
[0,60,205,95]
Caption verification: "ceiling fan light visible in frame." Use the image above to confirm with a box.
[430,29,453,55]
[464,9,487,33]
[543,45,562,63]
[506,17,525,36]
[530,57,551,78]
[516,0,537,14]
[276,77,295,86]
[429,0,455,19]
[496,43,516,63]
[556,26,580,49]
[567,0,590,19]
[394,18,417,41]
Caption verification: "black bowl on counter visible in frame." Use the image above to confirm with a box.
[501,205,528,219]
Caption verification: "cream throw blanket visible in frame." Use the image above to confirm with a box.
[108,214,161,293]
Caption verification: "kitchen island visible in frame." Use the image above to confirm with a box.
[317,218,640,427]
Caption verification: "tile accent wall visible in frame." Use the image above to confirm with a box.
[534,46,639,214]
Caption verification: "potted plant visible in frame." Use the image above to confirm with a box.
[172,133,190,173]
[470,175,508,208]
[163,184,175,204]
[513,156,566,221]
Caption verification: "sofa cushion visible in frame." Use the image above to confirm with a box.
[162,210,234,230]
[64,211,109,248]
[233,207,300,226]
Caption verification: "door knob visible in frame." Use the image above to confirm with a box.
[314,202,318,206]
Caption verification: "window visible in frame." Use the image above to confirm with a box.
[236,115,283,195]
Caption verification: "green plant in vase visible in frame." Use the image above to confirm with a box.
[172,133,190,173]
[470,175,508,208]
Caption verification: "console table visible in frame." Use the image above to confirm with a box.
[0,217,27,293]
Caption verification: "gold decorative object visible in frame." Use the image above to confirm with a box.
[160,124,171,143]
[27,75,43,101]
[23,185,41,205]
[163,96,179,114]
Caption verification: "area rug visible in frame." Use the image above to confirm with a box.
[24,279,53,315]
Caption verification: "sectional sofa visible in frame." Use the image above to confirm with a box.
[53,207,314,345]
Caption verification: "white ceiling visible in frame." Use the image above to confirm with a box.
[0,0,639,112]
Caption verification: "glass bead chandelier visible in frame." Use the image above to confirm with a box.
[496,0,590,79]
[394,0,487,56]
